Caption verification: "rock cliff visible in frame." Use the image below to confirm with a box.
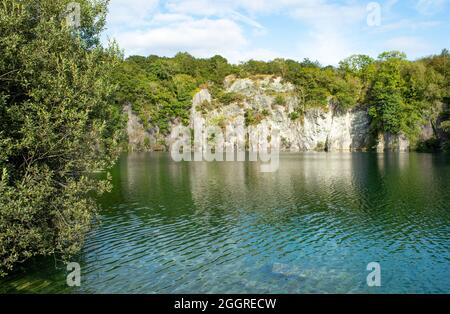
[127,76,436,152]
[191,76,376,152]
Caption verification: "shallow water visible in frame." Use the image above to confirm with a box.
[1,152,449,293]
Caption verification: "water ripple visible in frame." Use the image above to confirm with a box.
[1,152,449,293]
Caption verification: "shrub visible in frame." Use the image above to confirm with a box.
[209,115,227,131]
[289,111,300,121]
[196,99,214,115]
[218,92,245,106]
[416,138,441,152]
[440,120,450,133]
[0,0,122,276]
[261,109,270,116]
[244,109,265,126]
[274,94,286,106]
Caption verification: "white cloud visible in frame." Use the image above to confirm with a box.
[228,48,284,63]
[164,0,265,30]
[374,19,442,32]
[385,0,399,12]
[415,0,446,15]
[103,0,448,65]
[296,29,357,66]
[290,1,365,23]
[384,36,430,57]
[165,0,226,16]
[164,0,281,15]
[107,0,159,28]
[105,0,368,65]
[228,11,264,30]
[105,0,274,62]
[150,13,193,25]
[287,1,367,65]
[114,18,248,61]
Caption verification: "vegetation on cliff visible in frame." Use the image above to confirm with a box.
[114,50,449,150]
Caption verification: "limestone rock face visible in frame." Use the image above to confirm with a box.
[227,76,295,95]
[126,76,424,152]
[124,104,166,151]
[189,77,373,152]
[125,104,151,151]
[376,133,410,152]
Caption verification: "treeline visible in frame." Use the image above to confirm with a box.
[114,50,450,150]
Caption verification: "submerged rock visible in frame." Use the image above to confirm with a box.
[272,262,306,278]
[271,262,354,292]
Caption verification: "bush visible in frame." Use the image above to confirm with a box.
[244,109,265,126]
[196,99,215,115]
[289,112,299,120]
[261,109,270,116]
[440,120,450,133]
[416,138,441,152]
[274,94,286,106]
[0,0,122,276]
[218,92,245,106]
[209,115,227,130]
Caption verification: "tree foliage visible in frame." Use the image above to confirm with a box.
[115,49,449,148]
[0,0,123,276]
[112,52,239,132]
[367,51,448,141]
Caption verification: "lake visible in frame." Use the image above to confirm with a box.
[1,152,449,293]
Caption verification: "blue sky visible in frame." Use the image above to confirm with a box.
[103,0,450,66]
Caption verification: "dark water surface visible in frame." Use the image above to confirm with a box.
[1,152,449,293]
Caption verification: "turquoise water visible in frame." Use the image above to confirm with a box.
[1,152,449,293]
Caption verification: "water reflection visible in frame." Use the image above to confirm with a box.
[0,152,449,293]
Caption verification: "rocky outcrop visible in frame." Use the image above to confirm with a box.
[376,133,410,152]
[190,76,372,152]
[124,104,166,151]
[127,76,443,152]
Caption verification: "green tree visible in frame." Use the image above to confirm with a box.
[0,0,123,276]
[208,55,235,84]
[378,50,407,61]
[368,53,406,134]
[331,74,362,111]
[339,54,374,74]
[113,45,450,152]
